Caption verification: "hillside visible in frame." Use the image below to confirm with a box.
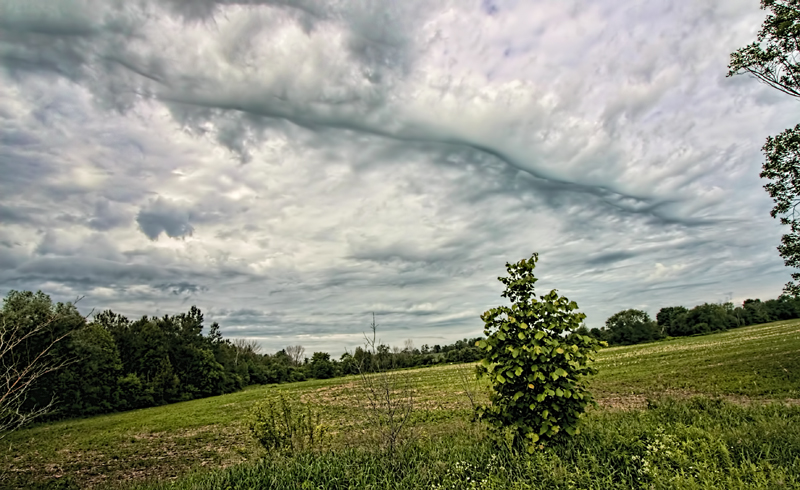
[4,319,800,489]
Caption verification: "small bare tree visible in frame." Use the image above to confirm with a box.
[0,314,75,438]
[233,338,262,366]
[285,345,305,367]
[352,313,415,454]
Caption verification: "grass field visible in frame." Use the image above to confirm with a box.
[4,319,800,489]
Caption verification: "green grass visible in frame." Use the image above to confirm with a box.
[4,320,800,489]
[592,319,800,404]
[131,399,800,490]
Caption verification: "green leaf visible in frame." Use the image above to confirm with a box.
[515,366,523,376]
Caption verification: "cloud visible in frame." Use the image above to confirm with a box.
[88,199,131,231]
[136,197,194,240]
[0,0,795,354]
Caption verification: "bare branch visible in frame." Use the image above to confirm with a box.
[0,298,83,439]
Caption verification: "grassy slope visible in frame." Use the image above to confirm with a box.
[4,319,800,488]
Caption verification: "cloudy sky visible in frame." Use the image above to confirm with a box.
[1,0,798,355]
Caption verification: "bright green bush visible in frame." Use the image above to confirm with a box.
[476,253,604,449]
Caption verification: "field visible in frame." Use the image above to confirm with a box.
[3,319,800,489]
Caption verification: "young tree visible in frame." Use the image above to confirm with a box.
[728,1,800,295]
[352,314,414,453]
[476,254,604,449]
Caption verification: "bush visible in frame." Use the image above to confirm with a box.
[476,253,604,450]
[248,391,327,454]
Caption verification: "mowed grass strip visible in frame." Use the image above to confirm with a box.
[3,319,800,488]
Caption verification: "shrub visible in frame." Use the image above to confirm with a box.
[476,253,604,450]
[248,391,327,454]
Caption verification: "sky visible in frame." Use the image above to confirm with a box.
[1,0,798,356]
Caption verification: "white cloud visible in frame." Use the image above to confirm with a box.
[0,0,795,354]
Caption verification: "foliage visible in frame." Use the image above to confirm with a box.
[593,295,800,347]
[248,391,326,454]
[476,254,604,448]
[762,124,800,295]
[309,352,336,379]
[603,309,661,345]
[728,0,800,98]
[0,291,83,438]
[728,0,800,294]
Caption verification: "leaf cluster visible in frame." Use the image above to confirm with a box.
[729,1,800,295]
[761,125,800,293]
[476,254,604,450]
[727,1,800,98]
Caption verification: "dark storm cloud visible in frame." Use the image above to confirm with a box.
[153,282,208,296]
[136,197,194,240]
[2,0,694,219]
[12,257,169,285]
[586,251,637,266]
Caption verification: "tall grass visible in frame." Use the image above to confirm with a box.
[131,397,800,490]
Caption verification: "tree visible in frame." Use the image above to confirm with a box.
[309,352,336,379]
[604,309,661,345]
[0,291,83,438]
[352,313,415,453]
[284,345,305,367]
[656,306,688,336]
[729,1,800,294]
[475,254,604,449]
[53,322,123,417]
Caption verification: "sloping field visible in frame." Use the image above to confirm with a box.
[4,320,800,488]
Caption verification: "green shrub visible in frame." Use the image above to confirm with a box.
[476,253,604,449]
[248,391,327,454]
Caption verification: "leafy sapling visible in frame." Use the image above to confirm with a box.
[476,253,605,450]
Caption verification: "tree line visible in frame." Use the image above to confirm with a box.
[586,295,800,346]
[1,290,482,423]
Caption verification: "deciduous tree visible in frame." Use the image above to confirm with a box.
[476,254,604,449]
[729,1,800,294]
[0,291,83,438]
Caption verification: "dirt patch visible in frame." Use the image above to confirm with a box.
[596,391,800,410]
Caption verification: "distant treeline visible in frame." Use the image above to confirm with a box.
[585,295,800,346]
[2,290,482,421]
